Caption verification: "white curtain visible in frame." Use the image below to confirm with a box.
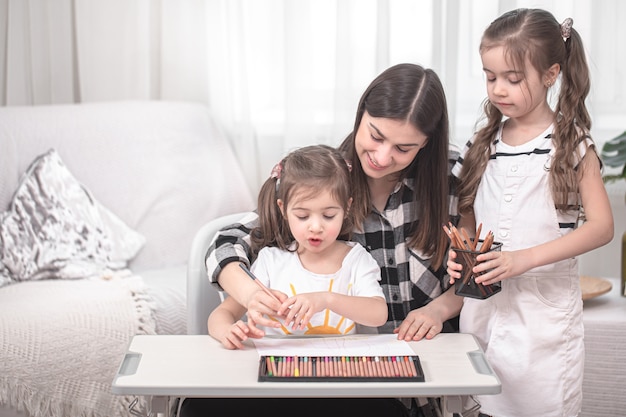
[1,0,624,194]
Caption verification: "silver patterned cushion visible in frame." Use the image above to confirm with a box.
[0,149,145,287]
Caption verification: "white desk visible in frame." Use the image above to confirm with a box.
[581,277,626,417]
[112,333,500,417]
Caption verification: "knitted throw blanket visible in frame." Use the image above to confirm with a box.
[0,274,156,417]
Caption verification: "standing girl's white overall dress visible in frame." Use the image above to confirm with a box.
[454,123,588,417]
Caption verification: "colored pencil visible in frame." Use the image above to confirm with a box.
[473,223,483,251]
[265,356,273,376]
[408,356,419,377]
[260,355,423,380]
[365,357,371,377]
[238,263,281,303]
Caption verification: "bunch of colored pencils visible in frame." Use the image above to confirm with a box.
[261,355,421,379]
[442,223,497,298]
[442,222,493,253]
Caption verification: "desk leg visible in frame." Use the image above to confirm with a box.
[441,397,454,417]
[442,395,480,417]
[148,395,174,417]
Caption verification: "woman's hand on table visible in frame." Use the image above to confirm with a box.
[394,287,463,341]
[393,307,444,341]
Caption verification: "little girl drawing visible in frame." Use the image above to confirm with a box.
[448,8,614,417]
[208,144,387,349]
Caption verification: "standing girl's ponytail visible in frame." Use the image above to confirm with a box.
[556,18,591,134]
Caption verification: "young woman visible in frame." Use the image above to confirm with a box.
[448,9,614,416]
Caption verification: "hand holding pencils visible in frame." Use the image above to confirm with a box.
[443,223,502,299]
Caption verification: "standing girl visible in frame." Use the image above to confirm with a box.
[208,144,387,349]
[449,8,614,417]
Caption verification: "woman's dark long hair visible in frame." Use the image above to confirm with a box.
[339,63,451,269]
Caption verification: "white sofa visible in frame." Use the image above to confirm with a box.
[0,101,255,417]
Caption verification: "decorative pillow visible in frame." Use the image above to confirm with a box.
[0,149,145,287]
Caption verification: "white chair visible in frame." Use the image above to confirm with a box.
[186,212,251,335]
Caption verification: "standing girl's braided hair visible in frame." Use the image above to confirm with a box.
[458,8,592,216]
[250,144,353,255]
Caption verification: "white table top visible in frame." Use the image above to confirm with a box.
[111,333,501,398]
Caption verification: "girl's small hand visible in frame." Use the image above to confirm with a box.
[279,293,324,330]
[446,249,462,284]
[220,319,256,350]
[245,288,288,331]
[473,249,530,285]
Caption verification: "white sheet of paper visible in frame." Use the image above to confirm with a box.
[252,334,415,357]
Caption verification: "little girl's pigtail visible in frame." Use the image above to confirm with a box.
[558,19,591,132]
[252,159,291,253]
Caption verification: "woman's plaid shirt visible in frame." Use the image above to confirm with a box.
[205,150,460,332]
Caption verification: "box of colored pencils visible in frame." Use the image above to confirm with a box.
[258,355,425,382]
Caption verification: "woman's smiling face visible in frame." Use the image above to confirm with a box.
[354,111,427,181]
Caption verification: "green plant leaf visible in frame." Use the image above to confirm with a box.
[601,131,626,168]
[601,131,626,186]
[602,153,626,168]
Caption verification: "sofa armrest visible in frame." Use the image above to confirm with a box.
[186,212,250,335]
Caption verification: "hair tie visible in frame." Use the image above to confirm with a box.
[561,17,573,40]
[345,159,352,173]
[270,162,282,192]
[270,162,282,179]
